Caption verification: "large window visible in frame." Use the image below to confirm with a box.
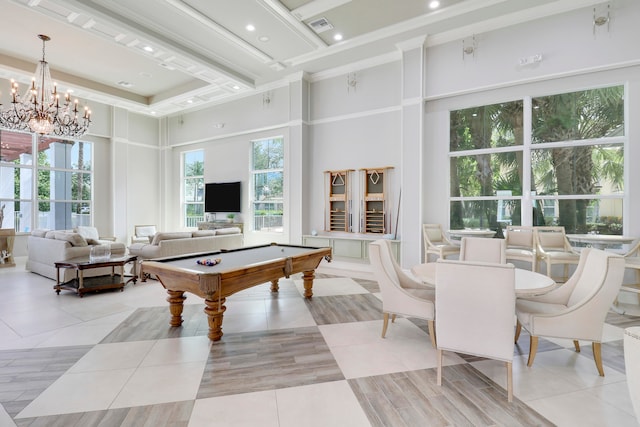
[0,130,93,232]
[251,137,283,232]
[182,150,204,228]
[449,85,624,234]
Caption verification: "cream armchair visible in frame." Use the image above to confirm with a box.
[369,239,436,347]
[131,225,157,244]
[534,226,580,282]
[435,260,516,402]
[422,223,459,263]
[505,225,537,271]
[515,248,625,376]
[459,237,506,263]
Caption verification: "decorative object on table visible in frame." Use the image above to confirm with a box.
[0,35,91,137]
[196,258,222,266]
[89,244,111,263]
[0,229,16,268]
[226,213,235,223]
[515,248,625,376]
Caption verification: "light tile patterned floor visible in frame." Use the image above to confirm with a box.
[0,258,638,426]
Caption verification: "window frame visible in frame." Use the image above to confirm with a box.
[181,149,205,228]
[448,86,626,234]
[0,130,93,233]
[250,136,284,233]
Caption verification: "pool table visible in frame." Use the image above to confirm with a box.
[141,243,332,341]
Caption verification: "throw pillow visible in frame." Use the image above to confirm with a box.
[75,226,100,241]
[54,232,88,247]
[45,230,57,239]
[31,229,50,238]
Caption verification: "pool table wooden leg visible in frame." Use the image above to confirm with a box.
[204,297,227,341]
[270,279,279,292]
[302,270,315,298]
[166,290,186,327]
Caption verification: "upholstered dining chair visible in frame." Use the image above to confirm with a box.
[435,259,516,402]
[515,248,625,376]
[459,237,506,263]
[422,223,460,263]
[505,225,537,271]
[131,224,157,244]
[369,239,436,348]
[534,226,580,282]
[620,239,640,302]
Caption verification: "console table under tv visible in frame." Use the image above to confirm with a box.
[197,221,244,233]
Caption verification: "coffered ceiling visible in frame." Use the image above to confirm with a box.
[0,0,605,117]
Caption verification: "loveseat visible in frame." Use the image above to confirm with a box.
[127,228,243,263]
[26,227,126,282]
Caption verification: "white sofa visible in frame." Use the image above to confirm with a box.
[127,228,243,262]
[26,228,126,282]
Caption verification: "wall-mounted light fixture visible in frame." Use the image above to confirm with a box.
[263,91,272,108]
[462,35,476,61]
[593,4,610,36]
[347,72,357,93]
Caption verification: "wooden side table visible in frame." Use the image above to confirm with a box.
[54,255,138,297]
[0,229,15,268]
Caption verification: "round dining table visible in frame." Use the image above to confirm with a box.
[410,262,556,297]
[566,234,636,250]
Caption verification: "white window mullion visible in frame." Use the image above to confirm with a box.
[522,96,533,226]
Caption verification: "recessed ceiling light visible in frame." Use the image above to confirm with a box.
[187,99,193,104]
[258,35,270,42]
[159,63,176,71]
[232,85,240,90]
[116,81,134,88]
[139,72,153,78]
[334,33,343,41]
[150,111,157,115]
[429,1,440,9]
[246,24,255,31]
[143,45,154,52]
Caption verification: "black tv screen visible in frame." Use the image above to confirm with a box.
[205,181,241,213]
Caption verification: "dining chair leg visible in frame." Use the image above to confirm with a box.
[506,361,513,403]
[573,340,580,352]
[527,336,539,367]
[437,349,443,386]
[593,342,605,376]
[381,312,390,338]
[428,320,436,348]
[391,314,397,323]
[514,321,522,343]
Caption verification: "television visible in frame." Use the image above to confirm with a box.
[205,181,241,213]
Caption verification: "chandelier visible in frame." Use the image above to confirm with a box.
[0,35,91,138]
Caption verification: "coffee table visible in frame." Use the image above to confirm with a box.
[54,255,138,297]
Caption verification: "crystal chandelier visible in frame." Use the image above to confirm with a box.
[0,35,91,137]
